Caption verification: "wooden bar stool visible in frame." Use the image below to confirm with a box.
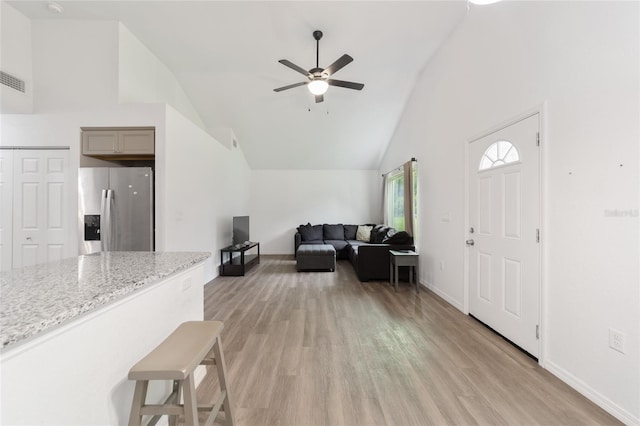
[128,321,234,426]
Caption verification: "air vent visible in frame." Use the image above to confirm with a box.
[1,71,26,93]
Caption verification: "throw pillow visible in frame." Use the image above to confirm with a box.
[386,228,398,239]
[297,222,311,234]
[343,224,358,240]
[298,223,323,241]
[371,225,390,243]
[356,225,373,242]
[383,231,412,245]
[323,224,345,240]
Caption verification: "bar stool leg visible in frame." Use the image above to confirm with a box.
[168,380,182,426]
[183,374,199,425]
[213,335,235,426]
[128,380,148,426]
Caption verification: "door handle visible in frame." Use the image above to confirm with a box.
[466,239,475,246]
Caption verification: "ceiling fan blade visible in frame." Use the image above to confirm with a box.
[278,59,310,77]
[327,79,364,91]
[315,94,324,103]
[324,54,353,76]
[273,81,308,92]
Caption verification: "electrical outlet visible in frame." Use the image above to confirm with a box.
[439,261,445,271]
[609,328,625,353]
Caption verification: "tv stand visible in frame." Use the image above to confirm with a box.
[220,242,260,276]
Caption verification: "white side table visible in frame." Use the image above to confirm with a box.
[389,250,420,293]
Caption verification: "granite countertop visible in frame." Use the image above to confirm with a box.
[0,251,210,351]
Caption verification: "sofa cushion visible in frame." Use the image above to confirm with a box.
[343,224,358,240]
[323,224,345,240]
[299,239,324,246]
[383,230,412,245]
[298,223,323,241]
[323,239,349,252]
[356,225,373,242]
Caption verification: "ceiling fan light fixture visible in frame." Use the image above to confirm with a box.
[468,0,502,4]
[308,79,329,95]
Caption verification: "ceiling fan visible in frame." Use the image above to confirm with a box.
[274,30,364,103]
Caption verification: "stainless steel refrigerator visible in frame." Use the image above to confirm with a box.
[78,167,154,255]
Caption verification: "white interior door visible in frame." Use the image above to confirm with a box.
[467,114,540,357]
[0,150,14,271]
[12,149,70,268]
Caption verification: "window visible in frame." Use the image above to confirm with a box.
[479,140,519,171]
[385,161,418,235]
[387,170,405,230]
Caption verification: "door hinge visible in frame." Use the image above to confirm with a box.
[536,325,540,339]
[536,132,540,146]
[536,228,540,243]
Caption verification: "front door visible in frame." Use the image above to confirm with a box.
[467,114,540,357]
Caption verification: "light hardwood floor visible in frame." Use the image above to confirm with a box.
[196,255,620,426]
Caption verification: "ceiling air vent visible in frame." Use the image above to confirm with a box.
[1,71,26,93]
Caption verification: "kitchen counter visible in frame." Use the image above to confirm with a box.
[0,251,209,350]
[1,251,210,425]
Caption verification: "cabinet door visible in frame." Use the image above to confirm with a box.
[12,150,70,268]
[82,130,118,155]
[118,129,154,154]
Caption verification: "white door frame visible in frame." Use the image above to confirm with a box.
[463,103,547,366]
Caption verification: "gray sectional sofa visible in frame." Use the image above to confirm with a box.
[294,223,415,281]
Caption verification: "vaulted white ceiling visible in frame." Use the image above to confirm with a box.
[9,1,468,170]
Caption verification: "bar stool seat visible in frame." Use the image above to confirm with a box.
[128,321,234,426]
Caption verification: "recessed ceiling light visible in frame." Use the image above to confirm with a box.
[47,1,64,14]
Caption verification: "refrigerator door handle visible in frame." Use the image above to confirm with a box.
[107,189,115,250]
[100,189,108,251]
[100,189,115,251]
[105,189,114,251]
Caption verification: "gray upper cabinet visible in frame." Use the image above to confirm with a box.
[82,129,155,157]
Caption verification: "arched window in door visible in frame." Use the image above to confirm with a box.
[479,140,520,171]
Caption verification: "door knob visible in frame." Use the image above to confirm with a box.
[465,239,475,246]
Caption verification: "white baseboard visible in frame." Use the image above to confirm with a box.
[421,280,638,425]
[545,360,639,426]
[421,280,465,312]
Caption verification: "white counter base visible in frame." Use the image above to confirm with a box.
[1,263,205,425]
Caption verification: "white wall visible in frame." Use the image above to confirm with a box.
[32,20,119,113]
[118,24,206,130]
[251,170,381,254]
[0,2,33,114]
[379,2,639,423]
[161,104,251,280]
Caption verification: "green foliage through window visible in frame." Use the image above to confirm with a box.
[385,162,418,236]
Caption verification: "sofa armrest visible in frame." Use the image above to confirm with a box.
[294,232,302,258]
[355,243,416,281]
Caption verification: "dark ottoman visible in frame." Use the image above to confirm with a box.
[296,244,336,272]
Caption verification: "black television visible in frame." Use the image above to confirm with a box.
[232,216,250,245]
